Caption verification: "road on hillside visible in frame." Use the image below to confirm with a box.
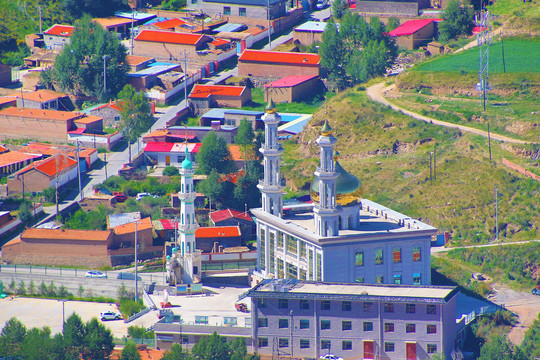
[366,82,535,145]
[431,239,540,254]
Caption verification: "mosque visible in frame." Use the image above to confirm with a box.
[250,101,437,285]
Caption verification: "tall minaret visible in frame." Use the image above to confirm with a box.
[257,99,284,217]
[178,146,201,283]
[313,121,341,237]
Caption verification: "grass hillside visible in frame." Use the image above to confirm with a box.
[281,87,539,245]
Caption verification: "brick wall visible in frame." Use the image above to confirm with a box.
[89,107,122,128]
[7,169,51,194]
[502,158,540,182]
[265,86,293,103]
[238,62,319,78]
[0,114,71,142]
[293,30,324,46]
[133,40,206,62]
[355,0,419,16]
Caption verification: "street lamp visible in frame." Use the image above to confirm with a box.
[60,299,68,332]
[133,220,143,302]
[103,55,109,96]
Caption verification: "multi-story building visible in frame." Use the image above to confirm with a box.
[154,279,465,359]
[251,108,436,285]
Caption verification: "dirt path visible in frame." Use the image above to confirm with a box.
[489,283,540,344]
[366,82,533,145]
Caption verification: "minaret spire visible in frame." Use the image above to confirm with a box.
[313,121,340,237]
[257,98,284,217]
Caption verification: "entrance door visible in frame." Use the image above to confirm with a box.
[406,342,416,360]
[363,341,374,359]
[165,155,170,165]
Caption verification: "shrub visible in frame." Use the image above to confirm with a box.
[119,299,145,317]
[163,166,179,176]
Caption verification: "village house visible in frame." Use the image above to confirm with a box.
[238,50,320,77]
[93,17,134,36]
[133,30,212,61]
[210,208,256,241]
[0,150,42,176]
[198,108,263,129]
[189,84,251,113]
[126,55,155,72]
[387,18,441,50]
[354,0,431,16]
[264,75,320,103]
[143,142,201,167]
[293,21,327,46]
[189,0,288,20]
[43,24,75,50]
[145,123,238,144]
[12,89,73,111]
[7,154,78,194]
[18,142,98,172]
[195,226,242,253]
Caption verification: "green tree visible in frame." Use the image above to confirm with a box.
[18,201,32,223]
[438,0,474,42]
[63,313,86,358]
[196,132,234,175]
[52,16,128,100]
[161,0,187,10]
[162,344,193,360]
[128,325,154,339]
[118,85,154,159]
[121,340,142,360]
[235,119,257,168]
[478,336,528,360]
[192,332,230,360]
[82,318,114,360]
[62,0,129,22]
[386,17,400,32]
[197,169,225,204]
[42,186,57,203]
[163,166,180,176]
[332,0,347,19]
[20,327,55,360]
[0,317,26,357]
[319,18,348,89]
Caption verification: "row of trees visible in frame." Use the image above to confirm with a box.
[319,13,398,89]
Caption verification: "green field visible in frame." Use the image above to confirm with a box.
[487,0,540,18]
[414,38,540,73]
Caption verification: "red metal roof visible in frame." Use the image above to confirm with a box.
[196,226,240,238]
[135,30,204,45]
[158,219,175,230]
[143,142,174,153]
[211,209,252,223]
[210,38,230,47]
[388,19,438,37]
[154,18,187,29]
[44,24,75,37]
[239,50,320,65]
[264,75,317,88]
[189,84,245,99]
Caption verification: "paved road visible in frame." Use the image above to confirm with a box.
[431,239,540,254]
[366,82,534,145]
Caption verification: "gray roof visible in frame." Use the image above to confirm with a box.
[294,21,327,32]
[115,11,157,21]
[108,212,141,229]
[204,0,284,5]
[199,108,264,119]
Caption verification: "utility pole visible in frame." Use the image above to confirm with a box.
[267,0,272,50]
[55,156,60,217]
[495,187,498,242]
[103,55,109,96]
[134,220,142,302]
[429,152,433,182]
[76,140,83,201]
[104,152,108,180]
[433,144,437,181]
[488,123,492,161]
[501,36,506,73]
[39,6,42,34]
[184,50,188,106]
[131,10,135,56]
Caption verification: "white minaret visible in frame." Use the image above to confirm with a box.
[313,121,341,237]
[257,99,284,217]
[178,146,201,283]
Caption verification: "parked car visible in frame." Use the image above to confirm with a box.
[320,355,343,360]
[136,192,151,201]
[117,272,142,281]
[235,303,248,312]
[85,270,107,278]
[532,286,540,295]
[113,192,127,203]
[316,0,328,9]
[100,311,122,321]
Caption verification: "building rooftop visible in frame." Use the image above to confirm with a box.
[199,108,263,119]
[126,55,154,66]
[143,142,201,153]
[169,125,238,132]
[388,19,442,37]
[113,217,153,235]
[190,84,246,99]
[127,64,180,77]
[74,115,102,124]
[264,75,317,88]
[249,279,458,303]
[196,226,241,238]
[0,151,41,168]
[252,198,436,243]
[93,16,133,28]
[21,228,112,241]
[44,24,75,37]
[294,21,327,33]
[14,154,77,178]
[135,30,204,45]
[107,212,142,229]
[212,23,246,33]
[0,107,82,122]
[11,89,67,103]
[211,209,253,223]
[114,11,157,22]
[239,50,320,65]
[19,142,97,159]
[204,0,283,4]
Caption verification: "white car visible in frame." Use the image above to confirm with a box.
[85,270,107,278]
[320,355,343,360]
[316,0,328,9]
[136,192,151,201]
[100,311,122,321]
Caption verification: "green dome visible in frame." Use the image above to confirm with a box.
[181,147,192,170]
[310,160,362,207]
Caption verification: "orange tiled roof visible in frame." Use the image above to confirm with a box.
[11,89,67,103]
[190,84,245,99]
[239,50,320,65]
[154,18,187,29]
[110,348,164,360]
[126,55,154,66]
[93,17,133,28]
[0,145,8,153]
[0,151,40,168]
[144,129,169,138]
[21,228,112,241]
[2,238,21,247]
[19,142,97,159]
[113,217,153,235]
[196,226,240,238]
[135,30,204,45]
[0,97,17,107]
[210,38,230,47]
[44,24,75,37]
[0,107,82,122]
[74,115,103,124]
[243,27,265,35]
[32,154,77,177]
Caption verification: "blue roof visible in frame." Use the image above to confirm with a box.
[294,21,327,32]
[143,17,169,25]
[213,23,246,33]
[200,108,264,119]
[205,0,284,4]
[115,11,157,21]
[169,125,238,131]
[149,62,178,67]
[278,114,311,135]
